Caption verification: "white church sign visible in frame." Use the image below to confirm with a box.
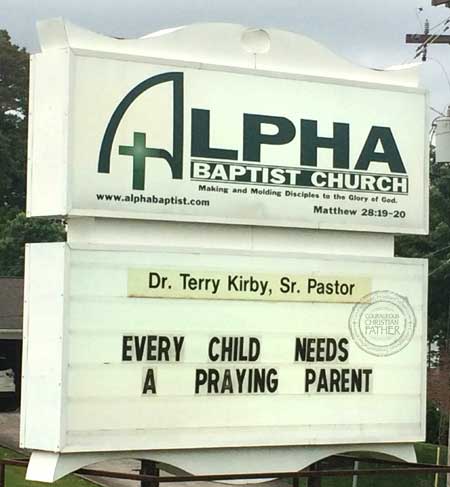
[21,19,428,483]
[27,21,428,234]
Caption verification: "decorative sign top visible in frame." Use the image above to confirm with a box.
[36,19,421,87]
[27,20,428,234]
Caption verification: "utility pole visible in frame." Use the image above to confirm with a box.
[445,295,450,487]
[405,1,450,58]
[408,5,450,483]
[445,294,450,487]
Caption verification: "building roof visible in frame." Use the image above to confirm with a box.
[0,278,23,331]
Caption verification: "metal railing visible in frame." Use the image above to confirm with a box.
[1,454,450,487]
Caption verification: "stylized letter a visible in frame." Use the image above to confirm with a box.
[97,72,183,189]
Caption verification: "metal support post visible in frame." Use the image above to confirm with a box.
[307,462,321,487]
[140,459,159,487]
[352,460,360,487]
[0,463,5,487]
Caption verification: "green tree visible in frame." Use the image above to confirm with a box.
[0,29,28,212]
[0,29,65,276]
[0,213,65,276]
[396,150,450,352]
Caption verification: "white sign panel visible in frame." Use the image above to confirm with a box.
[21,243,427,453]
[28,47,428,234]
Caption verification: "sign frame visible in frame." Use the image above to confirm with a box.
[21,242,428,454]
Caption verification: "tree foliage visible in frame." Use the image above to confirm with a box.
[0,30,28,211]
[0,30,28,116]
[0,213,65,276]
[0,29,65,277]
[396,151,450,349]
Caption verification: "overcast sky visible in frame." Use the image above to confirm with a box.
[2,0,450,117]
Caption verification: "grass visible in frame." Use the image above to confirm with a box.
[0,447,96,487]
[278,443,450,487]
[319,443,449,487]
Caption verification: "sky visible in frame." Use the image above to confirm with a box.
[2,0,450,118]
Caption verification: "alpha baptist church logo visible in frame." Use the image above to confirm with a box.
[97,71,409,195]
[98,72,184,190]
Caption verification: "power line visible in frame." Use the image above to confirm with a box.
[406,10,450,57]
[430,107,447,116]
[429,259,450,277]
[414,24,450,58]
[429,15,450,32]
[428,56,450,95]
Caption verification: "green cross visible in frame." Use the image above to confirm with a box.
[119,132,162,190]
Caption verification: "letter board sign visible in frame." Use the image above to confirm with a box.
[21,243,427,453]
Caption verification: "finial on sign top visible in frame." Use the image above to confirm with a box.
[241,28,271,54]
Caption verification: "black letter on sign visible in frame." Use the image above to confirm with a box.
[122,336,133,361]
[305,369,316,392]
[142,368,157,395]
[191,109,238,160]
[355,126,406,174]
[195,369,208,394]
[208,337,220,362]
[294,337,307,362]
[243,114,296,162]
[148,272,161,288]
[301,120,350,169]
